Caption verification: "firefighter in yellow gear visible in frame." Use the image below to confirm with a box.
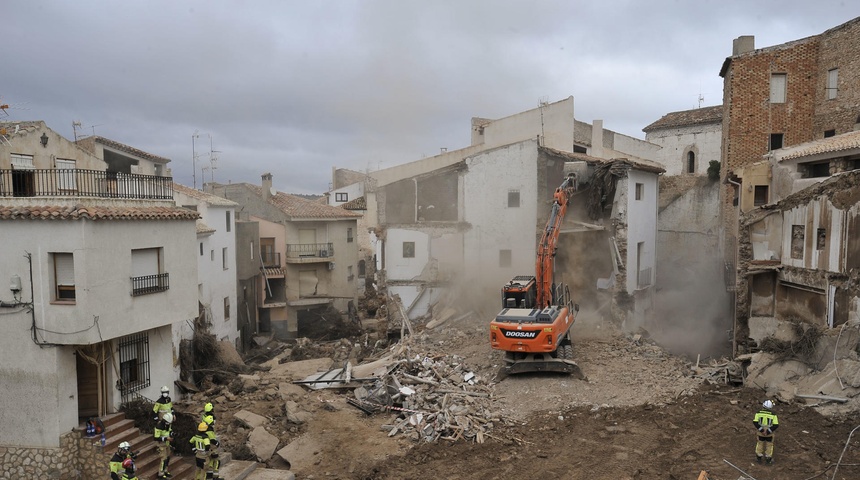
[153,385,173,421]
[110,442,136,480]
[154,412,174,478]
[119,458,139,480]
[202,412,222,479]
[754,399,780,464]
[190,421,212,480]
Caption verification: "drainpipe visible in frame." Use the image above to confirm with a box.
[725,178,741,357]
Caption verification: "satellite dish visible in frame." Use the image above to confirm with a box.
[270,187,277,196]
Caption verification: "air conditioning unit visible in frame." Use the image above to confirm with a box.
[319,250,329,257]
[327,262,335,271]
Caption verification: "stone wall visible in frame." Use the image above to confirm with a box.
[0,430,103,479]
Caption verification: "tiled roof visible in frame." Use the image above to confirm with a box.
[246,185,362,219]
[540,147,666,174]
[76,136,171,164]
[642,106,723,132]
[340,196,367,211]
[775,130,860,161]
[196,220,216,234]
[174,183,239,207]
[0,205,199,221]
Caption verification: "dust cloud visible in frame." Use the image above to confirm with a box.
[651,256,732,361]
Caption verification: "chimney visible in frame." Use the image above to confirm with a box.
[591,120,604,159]
[733,35,755,56]
[261,173,273,200]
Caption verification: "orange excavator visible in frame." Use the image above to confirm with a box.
[490,174,583,378]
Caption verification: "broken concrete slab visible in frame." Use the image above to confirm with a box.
[248,426,280,462]
[748,317,798,345]
[276,433,322,472]
[238,374,261,391]
[266,357,334,380]
[811,331,860,370]
[745,352,810,399]
[794,359,860,397]
[217,340,246,366]
[284,400,313,424]
[278,382,307,401]
[234,410,268,429]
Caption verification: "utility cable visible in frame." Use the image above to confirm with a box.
[831,424,860,480]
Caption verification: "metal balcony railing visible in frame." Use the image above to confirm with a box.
[0,168,173,200]
[261,251,281,268]
[285,243,334,259]
[130,273,170,296]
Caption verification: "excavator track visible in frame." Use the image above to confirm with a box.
[501,351,585,379]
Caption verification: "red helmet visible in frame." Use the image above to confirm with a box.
[122,458,134,470]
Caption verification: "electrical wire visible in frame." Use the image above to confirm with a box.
[831,424,860,480]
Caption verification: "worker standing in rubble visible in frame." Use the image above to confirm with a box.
[190,422,211,480]
[753,399,779,464]
[203,411,221,479]
[153,385,173,421]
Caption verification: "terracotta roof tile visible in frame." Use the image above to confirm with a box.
[76,136,170,163]
[0,204,199,221]
[174,183,240,207]
[643,106,723,132]
[245,185,362,219]
[775,130,860,161]
[340,196,367,210]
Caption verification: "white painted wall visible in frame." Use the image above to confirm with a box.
[645,123,722,176]
[385,229,431,281]
[199,205,238,344]
[479,97,575,152]
[624,170,659,294]
[0,218,196,447]
[329,183,364,206]
[463,140,540,300]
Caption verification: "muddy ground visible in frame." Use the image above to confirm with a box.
[178,311,860,480]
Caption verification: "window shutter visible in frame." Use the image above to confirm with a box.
[132,249,159,277]
[55,253,75,286]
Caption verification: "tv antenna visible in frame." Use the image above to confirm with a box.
[698,93,705,108]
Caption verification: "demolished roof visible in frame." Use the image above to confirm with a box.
[540,146,666,174]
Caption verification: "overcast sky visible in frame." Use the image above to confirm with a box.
[4,1,858,194]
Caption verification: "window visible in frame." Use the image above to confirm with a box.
[199,242,204,256]
[261,238,276,266]
[508,190,520,208]
[10,153,35,197]
[636,242,651,288]
[52,252,75,301]
[499,249,512,268]
[131,247,168,296]
[635,183,644,200]
[250,241,255,260]
[118,332,150,399]
[824,129,836,138]
[770,73,786,103]
[402,241,415,258]
[348,265,354,281]
[56,159,77,191]
[827,68,838,100]
[817,228,827,250]
[791,225,804,260]
[358,259,366,278]
[686,152,695,174]
[335,192,348,202]
[224,297,230,320]
[210,250,214,261]
[769,133,784,151]
[347,228,354,243]
[226,211,231,232]
[754,185,769,206]
[222,247,228,270]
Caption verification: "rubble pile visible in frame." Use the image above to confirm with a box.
[349,345,500,443]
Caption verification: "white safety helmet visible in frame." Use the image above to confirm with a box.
[118,441,131,450]
[160,385,169,397]
[763,400,774,410]
[162,412,173,424]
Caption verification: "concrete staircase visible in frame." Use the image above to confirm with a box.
[98,412,195,479]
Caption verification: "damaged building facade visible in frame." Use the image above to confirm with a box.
[721,16,860,353]
[330,97,664,330]
[207,174,362,340]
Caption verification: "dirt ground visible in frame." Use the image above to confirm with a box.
[184,311,860,480]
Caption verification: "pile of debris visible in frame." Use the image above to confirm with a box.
[300,340,500,443]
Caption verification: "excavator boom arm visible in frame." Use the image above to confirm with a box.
[536,175,576,308]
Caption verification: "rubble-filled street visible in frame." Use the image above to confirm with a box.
[173,311,860,480]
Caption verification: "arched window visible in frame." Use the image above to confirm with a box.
[687,151,696,174]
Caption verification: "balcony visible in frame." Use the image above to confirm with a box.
[261,251,281,268]
[285,243,334,263]
[0,168,173,200]
[131,273,170,296]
